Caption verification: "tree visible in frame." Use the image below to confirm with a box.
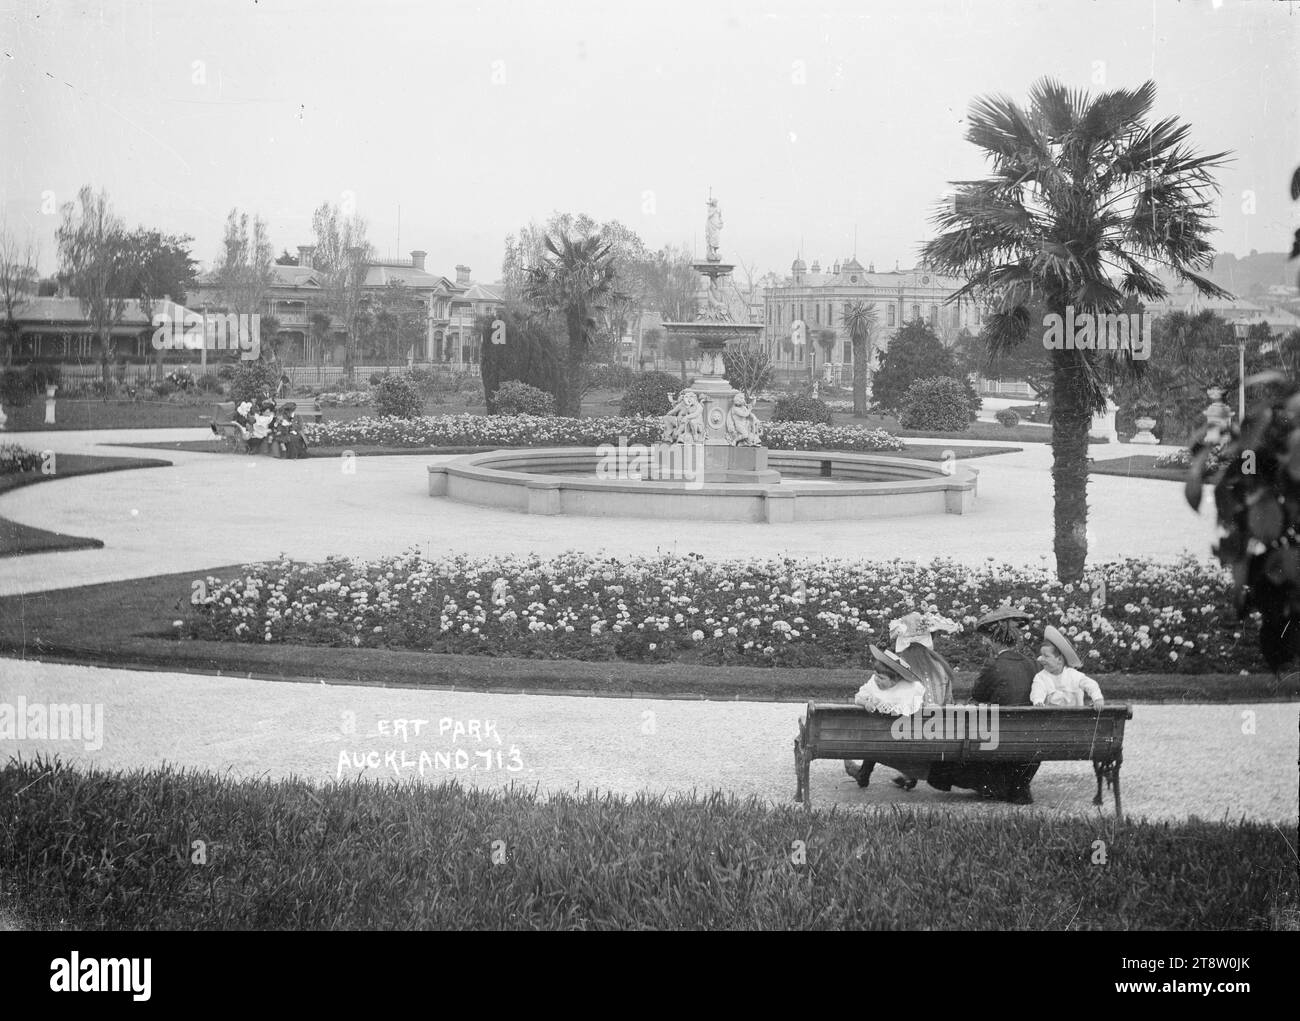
[480,302,562,413]
[365,282,426,367]
[119,228,197,378]
[56,186,136,387]
[275,249,299,266]
[311,202,372,379]
[309,311,333,365]
[871,319,958,412]
[0,228,37,365]
[841,301,878,415]
[640,245,698,381]
[813,328,837,383]
[721,341,773,398]
[522,231,618,417]
[211,210,274,319]
[923,77,1230,581]
[642,326,662,370]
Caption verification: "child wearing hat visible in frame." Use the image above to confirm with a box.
[844,645,930,789]
[1032,625,1105,707]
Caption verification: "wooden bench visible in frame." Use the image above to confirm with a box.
[793,702,1133,819]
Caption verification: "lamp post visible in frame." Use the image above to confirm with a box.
[1231,322,1249,422]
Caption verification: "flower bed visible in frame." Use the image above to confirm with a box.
[0,443,42,475]
[316,390,372,408]
[302,413,905,452]
[181,552,1264,673]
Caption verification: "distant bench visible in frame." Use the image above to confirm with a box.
[211,399,321,450]
[793,702,1133,819]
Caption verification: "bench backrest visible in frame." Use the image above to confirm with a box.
[213,399,319,423]
[803,702,1132,763]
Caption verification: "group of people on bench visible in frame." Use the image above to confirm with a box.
[214,397,309,459]
[844,605,1105,805]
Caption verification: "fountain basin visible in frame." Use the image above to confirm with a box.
[428,447,978,523]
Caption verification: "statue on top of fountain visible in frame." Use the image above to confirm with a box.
[706,195,723,263]
[725,392,763,446]
[660,389,706,444]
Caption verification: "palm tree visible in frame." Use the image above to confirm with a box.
[923,78,1230,581]
[523,231,618,417]
[841,301,878,415]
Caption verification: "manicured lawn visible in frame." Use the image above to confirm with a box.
[1,568,1293,702]
[1089,454,1201,483]
[1,759,1293,930]
[833,411,1054,444]
[0,453,171,557]
[112,437,1022,462]
[2,399,214,431]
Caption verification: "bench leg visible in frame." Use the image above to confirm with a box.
[793,738,803,803]
[1112,765,1123,823]
[1092,760,1105,807]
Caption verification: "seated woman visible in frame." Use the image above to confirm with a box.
[844,611,961,791]
[843,645,930,790]
[1032,626,1105,707]
[927,603,1038,804]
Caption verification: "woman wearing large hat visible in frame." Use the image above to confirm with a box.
[927,602,1040,803]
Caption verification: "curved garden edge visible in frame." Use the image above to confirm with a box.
[3,641,1294,704]
[0,453,172,557]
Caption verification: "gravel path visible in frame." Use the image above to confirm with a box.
[2,658,1295,824]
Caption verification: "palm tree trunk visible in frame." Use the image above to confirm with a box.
[853,337,868,415]
[559,310,585,418]
[1050,349,1091,581]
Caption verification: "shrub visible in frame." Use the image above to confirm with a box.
[491,380,554,416]
[0,369,32,408]
[216,364,236,381]
[587,364,635,390]
[151,380,175,398]
[995,408,1021,428]
[722,342,774,397]
[369,373,384,386]
[870,321,956,412]
[771,392,833,425]
[196,373,223,394]
[371,374,424,419]
[620,371,684,417]
[899,376,972,432]
[228,361,283,406]
[0,443,42,474]
[25,364,61,392]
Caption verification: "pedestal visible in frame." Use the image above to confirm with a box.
[1131,417,1159,445]
[1088,400,1117,442]
[44,385,58,425]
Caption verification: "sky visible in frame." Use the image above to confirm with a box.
[2,0,1298,282]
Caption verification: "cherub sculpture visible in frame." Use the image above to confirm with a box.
[660,389,706,444]
[725,392,763,446]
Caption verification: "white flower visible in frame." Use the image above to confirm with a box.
[691,629,705,642]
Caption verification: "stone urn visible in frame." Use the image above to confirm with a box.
[1131,415,1159,445]
[44,384,58,425]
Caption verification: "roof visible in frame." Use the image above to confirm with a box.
[17,296,192,327]
[455,282,503,303]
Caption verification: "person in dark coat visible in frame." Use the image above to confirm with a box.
[927,604,1040,804]
[274,402,310,459]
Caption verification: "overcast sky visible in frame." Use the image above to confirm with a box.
[3,0,1297,281]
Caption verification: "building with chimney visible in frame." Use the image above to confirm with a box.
[188,249,503,367]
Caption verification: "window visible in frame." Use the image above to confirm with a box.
[814,303,820,324]
[952,305,961,328]
[911,304,921,322]
[887,305,896,327]
[930,305,939,325]
[844,342,853,362]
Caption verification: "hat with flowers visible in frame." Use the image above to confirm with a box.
[888,610,961,652]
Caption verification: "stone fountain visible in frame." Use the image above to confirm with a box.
[657,195,777,484]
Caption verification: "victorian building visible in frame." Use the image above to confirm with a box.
[762,255,980,380]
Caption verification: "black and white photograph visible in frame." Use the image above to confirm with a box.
[0,0,1297,971]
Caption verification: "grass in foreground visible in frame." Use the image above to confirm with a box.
[1,759,1293,930]
[2,569,1294,702]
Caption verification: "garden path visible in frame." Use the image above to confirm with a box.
[0,427,1217,598]
[2,658,1293,823]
